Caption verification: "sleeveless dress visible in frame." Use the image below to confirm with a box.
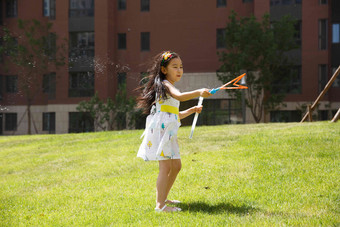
[137,82,181,161]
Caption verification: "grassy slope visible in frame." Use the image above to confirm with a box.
[0,122,339,226]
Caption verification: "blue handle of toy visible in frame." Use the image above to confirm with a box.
[210,88,220,94]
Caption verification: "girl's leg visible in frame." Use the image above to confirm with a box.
[156,159,181,211]
[156,160,171,209]
[164,159,181,201]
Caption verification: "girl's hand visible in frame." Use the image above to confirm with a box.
[200,88,212,98]
[179,105,203,120]
[192,105,203,114]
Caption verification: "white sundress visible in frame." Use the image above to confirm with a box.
[137,84,181,161]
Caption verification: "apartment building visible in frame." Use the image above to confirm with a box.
[0,0,339,135]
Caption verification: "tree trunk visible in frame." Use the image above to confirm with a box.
[254,113,261,123]
[250,104,262,123]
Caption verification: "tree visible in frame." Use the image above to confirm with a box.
[113,84,137,130]
[76,92,110,131]
[217,12,298,123]
[0,19,66,134]
[77,84,140,131]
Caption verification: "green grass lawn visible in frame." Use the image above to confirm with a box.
[0,122,339,226]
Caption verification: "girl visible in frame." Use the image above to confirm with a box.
[137,51,212,212]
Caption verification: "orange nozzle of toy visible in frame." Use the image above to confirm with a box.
[219,73,248,90]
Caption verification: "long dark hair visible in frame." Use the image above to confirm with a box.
[137,51,180,114]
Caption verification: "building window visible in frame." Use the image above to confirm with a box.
[141,0,150,12]
[180,99,242,125]
[69,0,94,17]
[319,0,327,4]
[318,110,329,121]
[69,72,94,97]
[43,0,50,16]
[294,20,302,46]
[270,110,301,122]
[216,28,226,49]
[69,32,95,59]
[272,66,301,94]
[118,33,126,50]
[282,0,292,5]
[0,0,3,25]
[0,113,3,135]
[318,65,328,93]
[332,24,340,44]
[5,113,17,131]
[0,37,3,62]
[271,0,302,5]
[6,75,17,93]
[0,75,3,100]
[117,72,126,87]
[43,0,56,19]
[45,33,57,59]
[5,0,17,18]
[50,0,56,19]
[43,73,56,99]
[43,112,55,133]
[141,32,150,51]
[331,67,340,87]
[243,0,253,2]
[69,112,94,133]
[118,0,126,10]
[270,0,280,6]
[319,19,328,50]
[217,0,226,7]
[289,66,301,94]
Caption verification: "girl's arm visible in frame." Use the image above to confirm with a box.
[164,81,212,102]
[179,105,203,120]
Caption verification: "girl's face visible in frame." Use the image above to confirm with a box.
[162,57,183,84]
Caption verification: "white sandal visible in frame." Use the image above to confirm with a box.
[155,205,181,212]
